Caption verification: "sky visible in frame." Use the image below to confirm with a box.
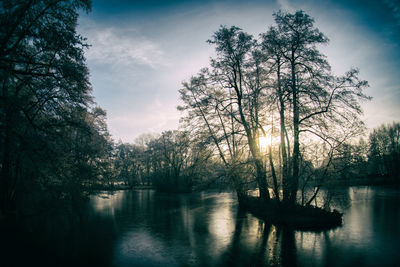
[77,0,400,143]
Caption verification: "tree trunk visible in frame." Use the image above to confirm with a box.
[234,78,270,201]
[269,147,280,202]
[255,158,270,201]
[290,58,300,205]
[1,101,14,214]
[277,60,289,203]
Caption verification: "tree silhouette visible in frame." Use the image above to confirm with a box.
[0,0,111,216]
[180,10,370,209]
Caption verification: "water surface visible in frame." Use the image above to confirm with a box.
[2,186,400,266]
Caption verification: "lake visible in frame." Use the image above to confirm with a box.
[1,186,400,266]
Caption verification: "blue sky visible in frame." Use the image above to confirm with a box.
[77,0,400,143]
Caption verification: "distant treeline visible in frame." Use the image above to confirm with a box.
[112,122,400,192]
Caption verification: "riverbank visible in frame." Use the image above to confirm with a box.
[89,184,154,191]
[240,196,343,231]
[327,175,399,187]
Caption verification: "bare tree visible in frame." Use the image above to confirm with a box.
[260,10,370,206]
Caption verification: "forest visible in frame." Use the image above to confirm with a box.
[1,1,399,226]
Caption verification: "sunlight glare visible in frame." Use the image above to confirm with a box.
[259,135,271,152]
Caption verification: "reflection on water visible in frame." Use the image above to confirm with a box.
[295,186,400,267]
[1,186,399,266]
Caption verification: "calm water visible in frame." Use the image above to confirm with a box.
[2,186,400,266]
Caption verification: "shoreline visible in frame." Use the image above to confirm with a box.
[240,196,343,231]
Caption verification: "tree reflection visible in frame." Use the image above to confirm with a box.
[0,201,118,266]
[217,207,297,266]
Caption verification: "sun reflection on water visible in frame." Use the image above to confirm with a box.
[208,195,236,250]
[85,186,400,266]
[91,191,125,215]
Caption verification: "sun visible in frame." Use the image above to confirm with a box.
[259,135,271,152]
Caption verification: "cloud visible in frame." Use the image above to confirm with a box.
[384,0,400,26]
[276,0,294,11]
[107,96,181,143]
[80,20,167,69]
[78,0,400,142]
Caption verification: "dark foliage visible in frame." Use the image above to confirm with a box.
[0,0,112,218]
